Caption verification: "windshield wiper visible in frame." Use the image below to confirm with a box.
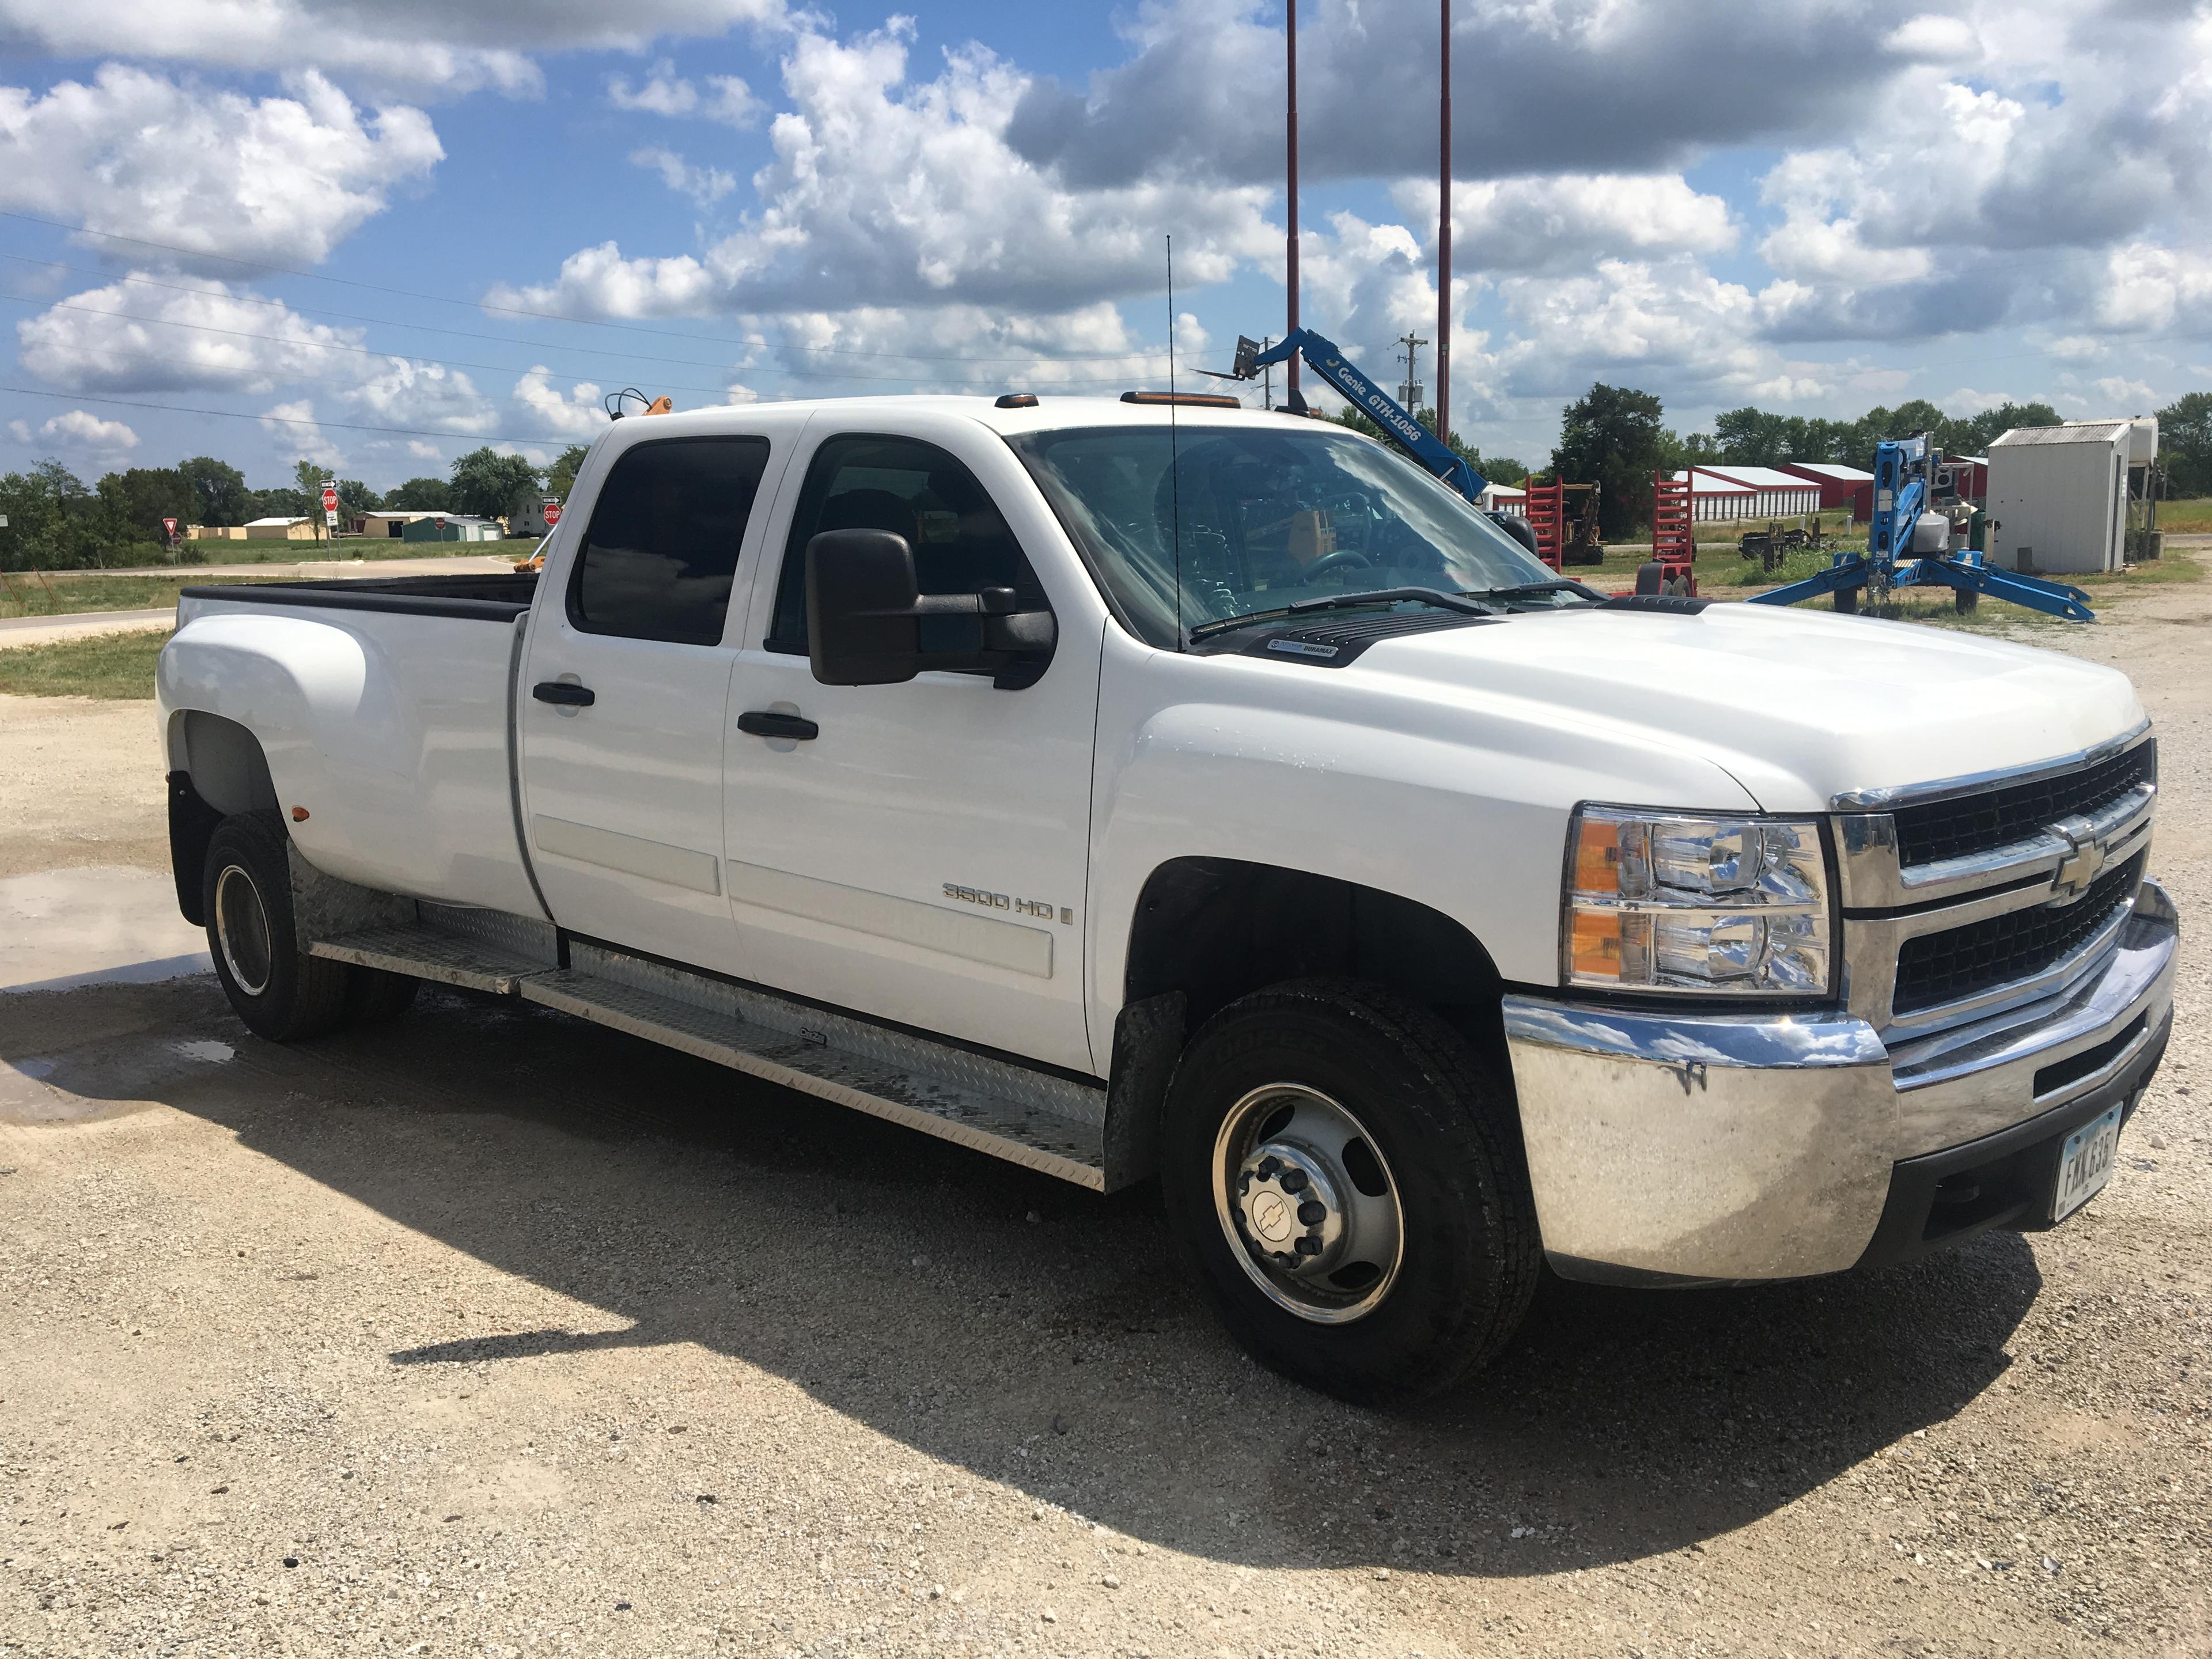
[1467,579,1605,604]
[1187,586,1498,643]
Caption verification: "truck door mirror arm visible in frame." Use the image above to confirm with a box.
[805,528,1056,690]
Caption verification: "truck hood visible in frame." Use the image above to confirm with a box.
[1355,602,2144,813]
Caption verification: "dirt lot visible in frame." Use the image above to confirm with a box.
[2,583,2209,1658]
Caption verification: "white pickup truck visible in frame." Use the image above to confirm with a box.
[157,395,2177,1403]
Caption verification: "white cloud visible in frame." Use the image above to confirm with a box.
[631,146,737,206]
[495,26,1277,322]
[513,369,612,437]
[406,441,442,460]
[261,399,340,468]
[343,359,496,433]
[609,59,763,126]
[1392,174,1736,274]
[1884,14,1983,60]
[0,66,442,267]
[0,0,800,97]
[2094,243,2212,336]
[2093,375,2157,408]
[22,408,139,453]
[17,274,360,393]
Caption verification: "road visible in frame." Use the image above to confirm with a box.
[0,586,2207,1656]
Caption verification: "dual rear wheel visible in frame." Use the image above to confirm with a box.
[204,813,418,1041]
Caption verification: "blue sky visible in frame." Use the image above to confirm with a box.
[0,0,2206,491]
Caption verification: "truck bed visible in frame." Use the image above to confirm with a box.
[178,570,539,620]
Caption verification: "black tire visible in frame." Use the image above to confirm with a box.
[1160,979,1540,1406]
[1635,560,1664,595]
[202,814,351,1042]
[344,967,421,1025]
[1954,586,1978,614]
[1834,585,1859,615]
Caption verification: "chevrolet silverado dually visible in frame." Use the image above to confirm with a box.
[157,395,2176,1402]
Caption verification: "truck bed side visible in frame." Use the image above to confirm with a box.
[160,574,546,918]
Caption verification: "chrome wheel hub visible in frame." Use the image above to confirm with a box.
[1213,1084,1404,1324]
[213,863,273,997]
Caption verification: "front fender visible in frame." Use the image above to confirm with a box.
[1085,638,1759,1041]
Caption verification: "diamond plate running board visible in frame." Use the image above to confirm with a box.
[518,967,1105,1188]
[308,916,1106,1188]
[310,921,553,995]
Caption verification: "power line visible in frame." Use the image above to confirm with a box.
[0,210,1162,365]
[0,382,574,448]
[0,288,1113,397]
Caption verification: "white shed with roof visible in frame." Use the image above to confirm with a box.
[1668,469,1756,520]
[1986,419,2154,575]
[1691,465,1821,517]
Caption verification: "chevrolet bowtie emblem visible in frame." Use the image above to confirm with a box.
[2048,815,2108,905]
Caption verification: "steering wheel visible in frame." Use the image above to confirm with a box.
[1300,548,1376,584]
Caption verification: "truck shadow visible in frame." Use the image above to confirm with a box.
[8,978,2040,1580]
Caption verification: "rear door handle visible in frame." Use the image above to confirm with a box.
[532,680,596,706]
[737,710,819,741]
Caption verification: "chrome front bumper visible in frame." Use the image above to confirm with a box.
[1502,879,2179,1285]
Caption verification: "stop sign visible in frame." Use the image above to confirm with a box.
[321,486,338,511]
[544,501,562,527]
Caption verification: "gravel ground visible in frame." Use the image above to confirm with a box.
[1,585,2208,1658]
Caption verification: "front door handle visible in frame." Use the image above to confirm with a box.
[532,680,596,707]
[737,710,820,741]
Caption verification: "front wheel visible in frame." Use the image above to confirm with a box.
[1160,980,1540,1406]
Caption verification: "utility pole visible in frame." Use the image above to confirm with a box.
[1396,334,1428,412]
[1437,0,1451,445]
[1259,337,1277,411]
[1286,0,1300,408]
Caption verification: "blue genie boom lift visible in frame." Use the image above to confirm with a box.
[1748,434,2094,621]
[1224,329,1487,502]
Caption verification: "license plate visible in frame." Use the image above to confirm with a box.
[2051,1104,2123,1222]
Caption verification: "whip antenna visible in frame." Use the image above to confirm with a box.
[1168,234,1184,651]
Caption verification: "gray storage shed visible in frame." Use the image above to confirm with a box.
[1986,421,2154,576]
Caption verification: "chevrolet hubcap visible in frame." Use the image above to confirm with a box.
[1213,1083,1404,1324]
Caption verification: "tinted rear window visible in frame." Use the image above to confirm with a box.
[570,437,771,645]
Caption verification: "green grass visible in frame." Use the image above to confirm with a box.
[2150,498,2212,534]
[0,628,169,698]
[0,571,271,620]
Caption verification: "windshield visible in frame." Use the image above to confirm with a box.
[1007,423,1567,647]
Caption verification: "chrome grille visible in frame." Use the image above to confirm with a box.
[1893,740,2156,868]
[1891,851,2145,1014]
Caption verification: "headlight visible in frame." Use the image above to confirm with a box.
[1563,806,1832,996]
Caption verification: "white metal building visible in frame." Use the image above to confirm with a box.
[1986,419,2156,575]
[1668,470,1756,520]
[1691,466,1822,518]
[1479,483,1527,514]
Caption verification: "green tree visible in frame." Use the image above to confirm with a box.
[2157,392,2212,497]
[291,458,334,546]
[0,461,100,570]
[178,456,252,527]
[335,479,379,518]
[547,444,591,502]
[1553,383,1668,539]
[449,447,541,521]
[95,467,202,552]
[384,476,452,512]
[1327,406,1522,485]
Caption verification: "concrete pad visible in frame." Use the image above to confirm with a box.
[0,866,209,994]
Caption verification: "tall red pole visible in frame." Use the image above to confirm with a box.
[1436,0,1450,444]
[1286,0,1300,404]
